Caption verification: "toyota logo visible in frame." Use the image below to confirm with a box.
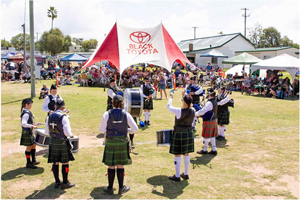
[129,31,151,44]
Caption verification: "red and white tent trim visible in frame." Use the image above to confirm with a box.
[81,23,195,74]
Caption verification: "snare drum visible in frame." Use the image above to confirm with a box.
[156,129,173,146]
[34,129,50,147]
[124,88,144,117]
[68,136,79,153]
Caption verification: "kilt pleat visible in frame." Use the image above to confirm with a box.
[102,136,131,166]
[218,111,230,125]
[143,98,153,110]
[20,129,34,146]
[202,119,218,138]
[48,138,75,163]
[169,131,194,155]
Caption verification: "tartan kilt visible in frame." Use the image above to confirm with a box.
[169,130,194,155]
[218,110,230,125]
[202,119,218,138]
[48,138,75,163]
[143,98,153,110]
[102,136,132,166]
[20,129,34,146]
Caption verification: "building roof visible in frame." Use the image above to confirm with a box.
[235,46,296,53]
[177,33,254,53]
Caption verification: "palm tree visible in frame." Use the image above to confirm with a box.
[47,6,58,30]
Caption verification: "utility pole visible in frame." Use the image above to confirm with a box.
[192,27,198,39]
[36,32,39,42]
[241,8,250,37]
[29,0,35,98]
[22,24,26,69]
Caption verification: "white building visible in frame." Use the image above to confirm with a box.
[177,33,255,69]
[235,46,299,59]
[69,42,82,52]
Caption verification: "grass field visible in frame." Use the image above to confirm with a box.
[1,80,299,199]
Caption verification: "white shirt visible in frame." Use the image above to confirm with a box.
[42,94,63,113]
[217,95,230,106]
[195,100,213,116]
[184,84,203,95]
[99,109,139,134]
[140,84,156,97]
[107,88,116,99]
[44,110,73,137]
[167,98,196,119]
[21,109,34,128]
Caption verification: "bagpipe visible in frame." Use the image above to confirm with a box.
[193,103,214,121]
[189,85,204,96]
[220,89,234,108]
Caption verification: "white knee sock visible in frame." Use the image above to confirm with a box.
[210,137,216,151]
[203,138,209,151]
[218,126,221,135]
[192,117,197,128]
[148,112,151,121]
[144,112,147,121]
[223,126,226,137]
[219,126,224,137]
[183,155,190,175]
[174,157,181,178]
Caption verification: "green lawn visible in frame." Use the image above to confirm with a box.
[1,80,299,199]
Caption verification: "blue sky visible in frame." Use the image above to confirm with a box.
[1,0,299,45]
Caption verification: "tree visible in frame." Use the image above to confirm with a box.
[62,35,72,52]
[47,6,58,30]
[39,28,64,55]
[260,27,281,47]
[72,37,83,45]
[1,40,12,49]
[247,22,264,47]
[280,36,294,47]
[82,39,98,52]
[10,33,30,50]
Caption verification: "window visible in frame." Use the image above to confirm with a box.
[263,55,271,59]
[212,57,218,64]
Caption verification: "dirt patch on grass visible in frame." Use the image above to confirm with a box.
[252,196,286,199]
[278,174,299,198]
[1,131,16,136]
[242,150,272,160]
[77,133,104,148]
[236,163,275,175]
[10,179,42,190]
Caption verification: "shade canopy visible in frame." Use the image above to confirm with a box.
[200,49,228,58]
[80,22,195,74]
[60,53,88,62]
[1,53,14,59]
[222,52,262,65]
[252,54,300,80]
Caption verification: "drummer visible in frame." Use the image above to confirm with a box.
[20,98,40,169]
[141,77,155,125]
[167,92,195,181]
[195,88,218,155]
[216,87,230,141]
[107,78,121,111]
[42,84,66,116]
[44,100,75,189]
[99,95,138,194]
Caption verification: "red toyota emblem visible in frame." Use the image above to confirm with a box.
[129,31,151,44]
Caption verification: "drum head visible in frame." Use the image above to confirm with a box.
[124,88,143,118]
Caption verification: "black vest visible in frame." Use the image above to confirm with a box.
[174,108,195,132]
[208,98,218,120]
[48,110,67,139]
[20,110,34,130]
[217,95,229,113]
[48,95,60,111]
[188,84,200,104]
[107,87,119,108]
[106,109,128,137]
[143,83,154,96]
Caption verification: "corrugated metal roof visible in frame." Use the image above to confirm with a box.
[177,33,252,52]
[235,46,294,52]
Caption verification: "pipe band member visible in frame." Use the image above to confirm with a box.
[42,84,64,115]
[167,93,195,181]
[99,95,139,195]
[141,77,156,125]
[183,76,203,105]
[45,100,75,189]
[216,87,230,141]
[195,88,218,155]
[107,78,121,111]
[20,98,40,169]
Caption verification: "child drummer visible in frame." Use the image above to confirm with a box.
[20,98,40,169]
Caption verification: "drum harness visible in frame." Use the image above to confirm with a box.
[106,110,130,143]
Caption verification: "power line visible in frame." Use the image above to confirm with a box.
[241,8,250,37]
[192,27,198,39]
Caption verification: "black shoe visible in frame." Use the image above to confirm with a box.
[61,181,75,189]
[118,185,130,194]
[54,182,62,189]
[104,186,114,195]
[168,175,180,181]
[147,121,151,125]
[26,163,37,169]
[180,173,189,180]
[215,135,220,139]
[208,150,218,155]
[216,136,225,141]
[144,121,147,125]
[32,161,40,165]
[197,150,208,154]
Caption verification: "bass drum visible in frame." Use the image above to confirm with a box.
[124,88,144,118]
